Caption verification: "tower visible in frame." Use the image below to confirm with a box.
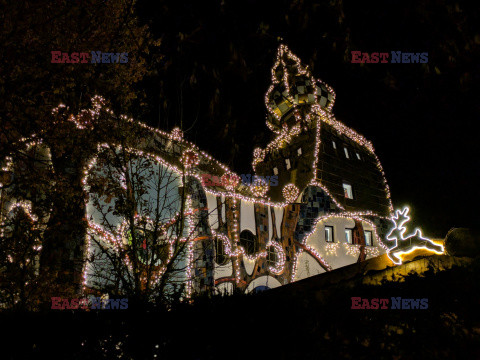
[253,44,392,219]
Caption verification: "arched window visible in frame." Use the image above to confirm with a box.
[239,230,258,255]
[215,237,229,265]
[266,245,277,268]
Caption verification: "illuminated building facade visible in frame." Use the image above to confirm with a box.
[1,45,394,297]
[84,44,393,295]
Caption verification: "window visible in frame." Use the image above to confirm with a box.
[297,148,302,156]
[285,158,291,170]
[356,153,361,160]
[240,230,258,255]
[215,237,228,265]
[345,229,353,244]
[325,226,334,242]
[266,245,277,267]
[332,141,337,149]
[365,231,373,246]
[343,183,353,199]
[273,167,278,175]
[344,147,350,159]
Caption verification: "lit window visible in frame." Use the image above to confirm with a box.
[344,147,350,159]
[343,183,353,199]
[285,158,291,170]
[345,229,353,244]
[266,245,277,268]
[297,148,302,156]
[332,141,337,149]
[356,153,361,160]
[325,226,334,243]
[365,230,373,246]
[240,230,258,255]
[273,167,278,175]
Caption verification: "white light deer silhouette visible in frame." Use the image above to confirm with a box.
[385,206,444,265]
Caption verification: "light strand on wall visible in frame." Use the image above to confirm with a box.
[325,242,339,256]
[290,211,388,281]
[302,244,332,271]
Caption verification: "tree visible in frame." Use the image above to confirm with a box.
[84,138,219,305]
[0,0,160,294]
[0,203,43,310]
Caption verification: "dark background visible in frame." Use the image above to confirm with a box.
[134,0,479,238]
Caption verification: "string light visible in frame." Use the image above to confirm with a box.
[51,47,394,294]
[8,201,39,223]
[282,183,299,203]
[325,242,339,256]
[180,149,200,169]
[289,211,387,281]
[265,240,286,275]
[250,177,269,198]
[301,244,332,271]
[169,127,184,142]
[253,44,393,215]
[220,172,240,191]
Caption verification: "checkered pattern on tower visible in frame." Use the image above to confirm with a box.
[265,44,335,132]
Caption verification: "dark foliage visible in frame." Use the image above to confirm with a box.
[2,259,479,359]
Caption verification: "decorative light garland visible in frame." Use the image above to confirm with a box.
[266,239,286,275]
[82,145,200,296]
[308,179,345,210]
[252,44,393,216]
[282,183,299,203]
[325,242,340,256]
[180,149,200,169]
[220,172,240,191]
[169,127,184,142]
[0,200,41,239]
[290,211,387,281]
[302,244,332,271]
[250,177,269,198]
[52,76,393,294]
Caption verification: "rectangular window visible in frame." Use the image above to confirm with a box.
[285,158,291,170]
[344,147,350,159]
[325,226,334,243]
[356,153,361,160]
[343,183,353,199]
[297,148,302,156]
[365,230,373,246]
[345,229,353,244]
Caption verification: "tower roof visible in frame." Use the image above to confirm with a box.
[265,44,335,133]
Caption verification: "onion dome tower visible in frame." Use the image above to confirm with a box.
[253,44,392,218]
[265,44,335,134]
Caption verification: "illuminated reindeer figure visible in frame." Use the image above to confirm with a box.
[385,207,444,265]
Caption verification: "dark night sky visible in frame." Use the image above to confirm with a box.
[137,0,479,238]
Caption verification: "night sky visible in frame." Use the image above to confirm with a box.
[136,0,479,238]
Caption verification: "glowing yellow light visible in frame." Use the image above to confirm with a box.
[386,206,444,265]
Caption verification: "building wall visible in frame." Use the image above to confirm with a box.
[83,144,390,297]
[295,217,385,279]
[207,190,387,293]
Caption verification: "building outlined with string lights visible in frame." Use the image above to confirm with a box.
[3,45,409,298]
